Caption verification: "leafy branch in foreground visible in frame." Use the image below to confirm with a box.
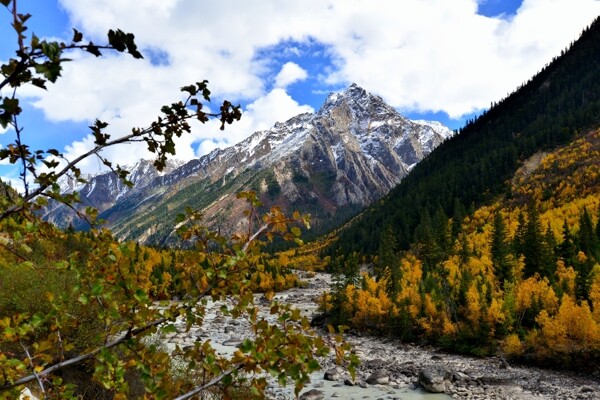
[0,2,353,398]
[0,193,352,399]
[0,0,241,221]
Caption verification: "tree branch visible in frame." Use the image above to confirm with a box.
[173,365,243,400]
[20,342,46,397]
[0,110,221,222]
[0,281,216,391]
[243,223,270,253]
[2,315,169,390]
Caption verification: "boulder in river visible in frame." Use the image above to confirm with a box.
[418,365,452,393]
[366,369,390,385]
[324,368,341,381]
[299,388,324,400]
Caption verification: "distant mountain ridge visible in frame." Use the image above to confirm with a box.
[44,84,452,245]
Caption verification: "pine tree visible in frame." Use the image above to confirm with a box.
[414,209,446,274]
[451,198,466,239]
[573,208,599,300]
[595,205,600,244]
[513,211,527,258]
[433,205,452,258]
[377,224,398,278]
[559,219,577,263]
[578,207,600,262]
[491,212,511,289]
[519,202,553,279]
[542,224,558,278]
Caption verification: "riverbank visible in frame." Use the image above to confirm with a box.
[161,271,600,399]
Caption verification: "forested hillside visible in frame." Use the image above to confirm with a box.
[324,127,600,366]
[330,16,600,257]
[318,16,600,368]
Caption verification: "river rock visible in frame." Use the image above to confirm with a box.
[418,365,452,393]
[222,339,242,347]
[366,369,390,385]
[581,385,595,393]
[299,388,324,400]
[324,368,341,381]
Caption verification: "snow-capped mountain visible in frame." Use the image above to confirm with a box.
[44,84,452,245]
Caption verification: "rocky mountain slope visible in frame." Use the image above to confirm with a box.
[44,84,452,246]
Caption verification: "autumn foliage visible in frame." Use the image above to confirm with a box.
[323,129,600,363]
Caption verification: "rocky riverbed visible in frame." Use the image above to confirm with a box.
[161,271,600,399]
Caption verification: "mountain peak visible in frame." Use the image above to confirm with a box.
[46,85,452,245]
[319,83,389,117]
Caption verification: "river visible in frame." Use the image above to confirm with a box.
[161,271,600,399]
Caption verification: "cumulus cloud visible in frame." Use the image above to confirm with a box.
[52,0,600,116]
[54,87,314,170]
[192,88,314,157]
[14,0,598,173]
[274,62,308,88]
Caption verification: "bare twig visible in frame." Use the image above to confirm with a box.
[3,315,169,390]
[55,327,65,362]
[243,223,270,253]
[173,365,242,400]
[12,0,23,51]
[20,342,46,397]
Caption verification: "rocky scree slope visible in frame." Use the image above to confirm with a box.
[44,84,452,246]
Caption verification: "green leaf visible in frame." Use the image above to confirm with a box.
[221,373,233,386]
[1,97,21,114]
[31,77,47,89]
[91,282,104,296]
[78,293,89,305]
[239,339,253,353]
[181,85,197,95]
[160,324,177,334]
[34,61,62,83]
[107,29,126,51]
[41,41,60,60]
[72,28,83,43]
[308,358,320,372]
[86,42,102,57]
[0,0,11,7]
[30,34,39,49]
[134,289,149,303]
[30,313,44,328]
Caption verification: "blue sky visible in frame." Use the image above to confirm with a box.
[1,0,599,190]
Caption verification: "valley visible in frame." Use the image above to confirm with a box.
[159,271,600,399]
[2,2,600,399]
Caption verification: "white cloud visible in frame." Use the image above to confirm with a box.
[274,62,308,88]
[52,0,600,117]
[192,88,314,157]
[54,87,314,170]
[15,0,598,172]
